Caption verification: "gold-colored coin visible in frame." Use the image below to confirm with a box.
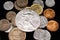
[43,8,55,19]
[9,27,26,40]
[31,4,43,15]
[6,11,16,21]
[16,0,28,7]
[14,1,24,11]
[0,19,10,31]
[46,20,59,32]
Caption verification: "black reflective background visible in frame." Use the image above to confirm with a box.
[0,0,60,40]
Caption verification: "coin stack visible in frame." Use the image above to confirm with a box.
[0,0,59,40]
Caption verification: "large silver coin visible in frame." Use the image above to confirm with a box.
[33,29,51,40]
[5,23,13,33]
[39,16,48,28]
[33,0,44,8]
[3,1,14,10]
[15,9,40,32]
[45,0,55,7]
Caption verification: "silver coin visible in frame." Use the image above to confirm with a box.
[33,29,51,40]
[5,23,13,33]
[39,16,48,28]
[3,1,14,10]
[45,0,55,7]
[15,9,40,32]
[33,0,44,8]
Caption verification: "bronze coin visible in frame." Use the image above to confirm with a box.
[9,27,26,40]
[16,0,28,7]
[43,8,55,19]
[46,20,59,32]
[6,11,16,21]
[0,19,10,31]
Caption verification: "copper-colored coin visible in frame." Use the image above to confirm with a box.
[16,0,28,7]
[46,20,59,32]
[14,1,24,11]
[6,11,16,21]
[43,8,55,19]
[9,27,26,40]
[0,19,10,31]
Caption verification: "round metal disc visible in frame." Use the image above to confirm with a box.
[8,28,26,40]
[3,1,14,10]
[15,9,40,32]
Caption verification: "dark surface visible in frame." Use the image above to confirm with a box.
[0,0,60,40]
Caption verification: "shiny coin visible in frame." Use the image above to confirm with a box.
[16,0,28,7]
[33,29,51,40]
[5,23,13,33]
[43,8,55,19]
[46,20,59,32]
[0,19,10,31]
[15,9,40,32]
[3,1,14,10]
[14,1,24,11]
[33,0,44,8]
[31,4,43,15]
[6,11,16,21]
[45,0,55,7]
[39,16,48,28]
[9,28,26,40]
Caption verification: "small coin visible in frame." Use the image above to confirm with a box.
[16,0,28,7]
[3,1,14,10]
[0,19,10,31]
[39,16,48,28]
[14,1,24,11]
[46,20,59,32]
[31,4,43,15]
[45,0,55,7]
[5,23,13,33]
[6,11,16,21]
[43,8,55,19]
[33,0,44,8]
[15,9,40,32]
[33,29,51,40]
[9,28,26,40]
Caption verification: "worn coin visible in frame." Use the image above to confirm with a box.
[45,0,55,7]
[33,29,51,40]
[43,8,55,19]
[39,16,48,28]
[6,11,16,21]
[46,20,59,32]
[3,1,14,10]
[8,28,26,40]
[0,19,10,31]
[31,4,43,15]
[15,9,40,32]
[16,0,28,7]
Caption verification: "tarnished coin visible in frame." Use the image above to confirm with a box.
[43,8,55,19]
[9,28,26,40]
[16,0,28,7]
[33,0,44,8]
[6,11,16,21]
[31,4,43,15]
[39,16,48,28]
[15,9,40,32]
[14,1,24,11]
[33,29,51,40]
[0,19,10,31]
[45,0,55,7]
[5,23,13,33]
[46,20,59,32]
[3,1,14,10]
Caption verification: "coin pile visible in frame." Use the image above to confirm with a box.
[0,0,59,40]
